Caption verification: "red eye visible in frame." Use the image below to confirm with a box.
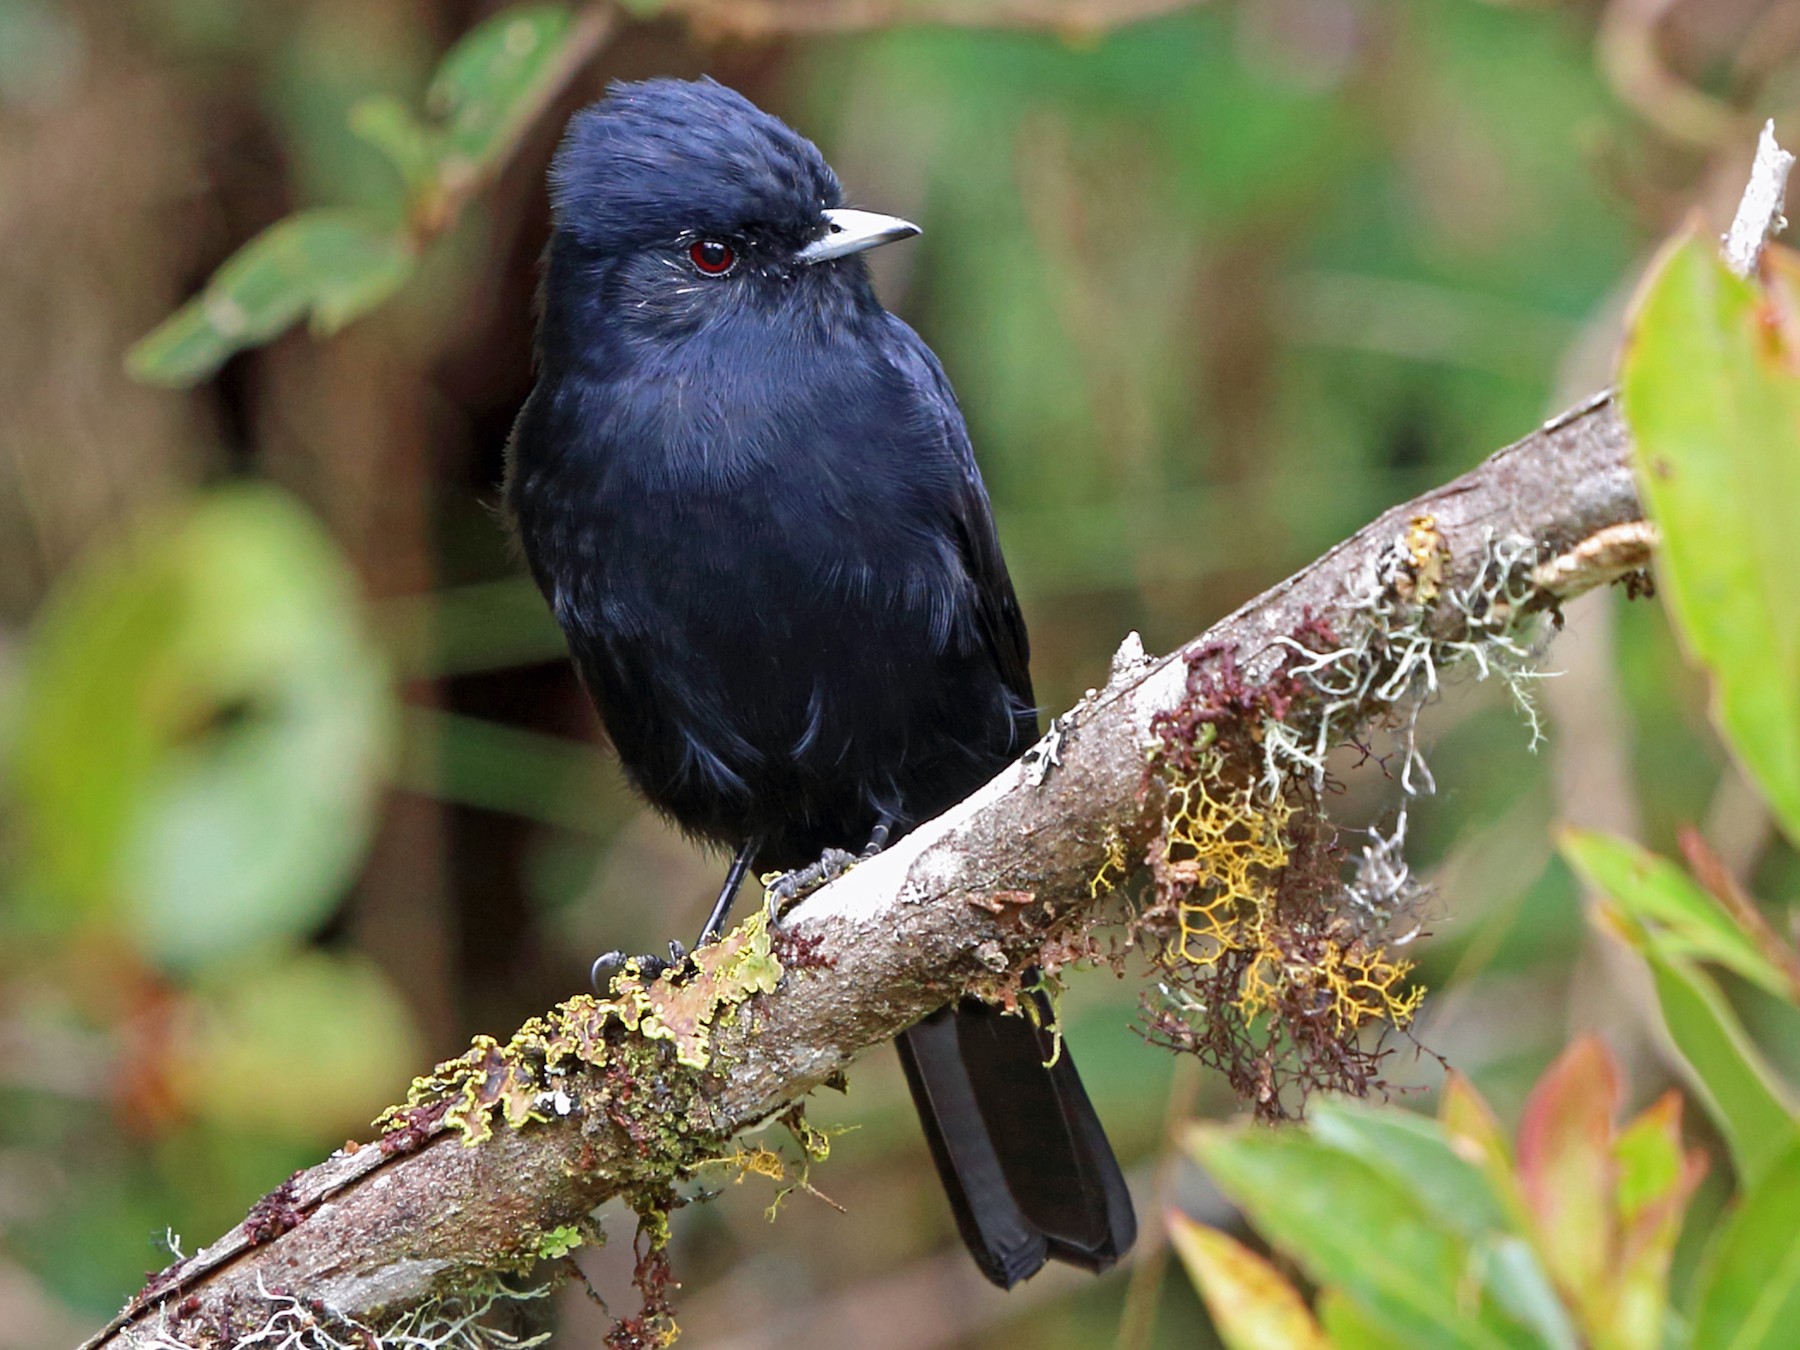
[689,239,736,275]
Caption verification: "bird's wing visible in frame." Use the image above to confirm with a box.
[881,315,1035,713]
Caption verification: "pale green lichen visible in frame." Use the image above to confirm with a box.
[360,913,791,1348]
[376,911,786,1149]
[533,1224,586,1261]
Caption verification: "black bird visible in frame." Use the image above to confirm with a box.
[505,76,1135,1288]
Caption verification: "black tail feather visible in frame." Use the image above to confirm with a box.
[896,995,1137,1288]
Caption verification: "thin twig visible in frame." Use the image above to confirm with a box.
[1722,118,1796,278]
[412,5,617,242]
[664,0,1204,40]
[1597,0,1738,149]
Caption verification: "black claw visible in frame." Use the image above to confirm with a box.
[590,948,677,993]
[590,950,629,993]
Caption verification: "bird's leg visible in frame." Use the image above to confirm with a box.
[765,813,898,923]
[860,817,893,859]
[694,841,758,948]
[590,841,759,993]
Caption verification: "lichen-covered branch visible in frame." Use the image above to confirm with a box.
[83,389,1642,1350]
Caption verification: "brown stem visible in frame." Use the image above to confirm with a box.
[666,0,1205,41]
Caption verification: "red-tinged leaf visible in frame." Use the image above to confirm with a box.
[1561,827,1796,999]
[1167,1210,1332,1350]
[1516,1037,1620,1309]
[1599,1093,1708,1350]
[1614,1093,1700,1230]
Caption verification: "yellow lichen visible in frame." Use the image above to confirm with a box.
[1318,939,1427,1033]
[1089,825,1131,899]
[698,1127,844,1223]
[1149,751,1424,1067]
[706,1143,789,1185]
[1160,766,1292,971]
[1399,512,1449,603]
[781,1104,834,1163]
[376,911,785,1148]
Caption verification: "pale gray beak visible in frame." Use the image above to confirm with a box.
[795,207,921,265]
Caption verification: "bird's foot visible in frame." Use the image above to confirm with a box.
[590,940,693,994]
[763,847,860,924]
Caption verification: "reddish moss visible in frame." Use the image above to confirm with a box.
[769,926,834,970]
[604,1196,682,1350]
[242,1172,304,1245]
[1133,615,1425,1121]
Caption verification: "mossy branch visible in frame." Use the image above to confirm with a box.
[79,388,1643,1349]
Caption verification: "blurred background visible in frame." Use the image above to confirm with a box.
[2,0,1797,1345]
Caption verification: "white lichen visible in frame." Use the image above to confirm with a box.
[1245,523,1556,959]
[124,1276,555,1350]
[1344,805,1430,946]
[1262,525,1555,798]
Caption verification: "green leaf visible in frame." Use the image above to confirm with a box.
[1320,1288,1399,1350]
[1187,1124,1540,1350]
[426,5,575,173]
[125,208,413,386]
[1166,1210,1332,1350]
[1480,1238,1583,1350]
[349,93,442,196]
[1691,1138,1800,1349]
[10,488,394,971]
[1439,1073,1536,1235]
[1561,827,1794,998]
[1309,1098,1511,1240]
[1643,951,1798,1188]
[1621,230,1800,849]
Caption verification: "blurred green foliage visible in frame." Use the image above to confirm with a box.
[0,489,416,1335]
[125,5,588,386]
[10,487,392,965]
[125,211,418,387]
[3,0,1797,1346]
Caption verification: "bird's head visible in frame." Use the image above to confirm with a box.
[543,77,918,345]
